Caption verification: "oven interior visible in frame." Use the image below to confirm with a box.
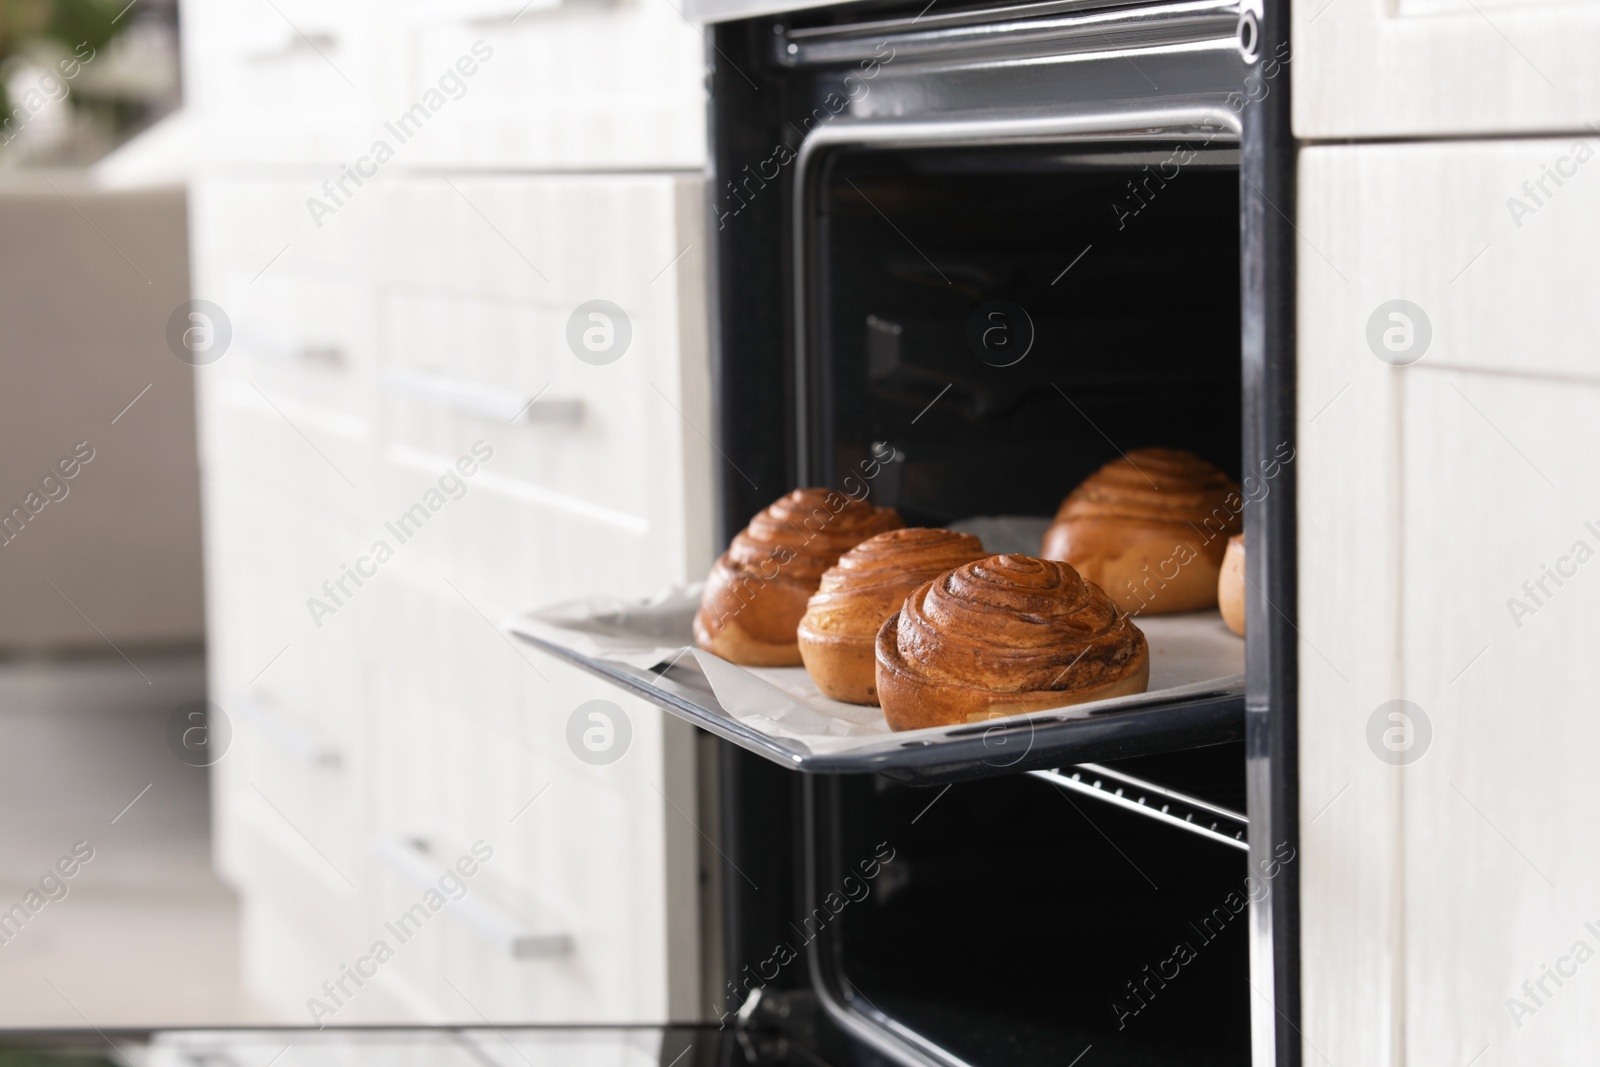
[791,141,1252,1066]
[804,142,1242,521]
[815,743,1252,1067]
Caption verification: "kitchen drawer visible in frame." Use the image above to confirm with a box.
[373,427,687,611]
[182,0,381,165]
[189,178,372,281]
[236,896,417,1024]
[382,0,705,170]
[211,273,376,425]
[202,480,370,704]
[370,175,698,304]
[197,377,371,520]
[1297,139,1600,384]
[369,175,712,605]
[363,573,696,1020]
[1292,0,1600,138]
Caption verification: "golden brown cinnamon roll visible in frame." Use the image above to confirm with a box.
[694,489,902,666]
[1040,448,1242,615]
[1218,532,1246,636]
[798,528,989,705]
[875,554,1149,731]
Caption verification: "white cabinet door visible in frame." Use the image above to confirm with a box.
[1292,0,1600,139]
[378,1,707,170]
[1299,140,1600,1067]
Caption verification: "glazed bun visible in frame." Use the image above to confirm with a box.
[694,489,902,665]
[798,528,988,705]
[1040,448,1241,615]
[875,554,1149,731]
[1218,533,1246,636]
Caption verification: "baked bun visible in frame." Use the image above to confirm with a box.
[1040,448,1241,615]
[694,489,902,665]
[798,528,988,705]
[875,554,1149,731]
[1218,532,1246,636]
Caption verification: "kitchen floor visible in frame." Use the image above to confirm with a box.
[0,652,262,1025]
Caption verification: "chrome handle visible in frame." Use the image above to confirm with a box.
[371,837,573,959]
[381,368,583,425]
[236,696,343,769]
[243,30,339,63]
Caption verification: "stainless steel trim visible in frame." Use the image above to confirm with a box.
[778,0,1239,66]
[1031,765,1250,850]
[785,0,1141,40]
[1246,710,1280,1064]
[687,0,850,24]
[789,105,1241,483]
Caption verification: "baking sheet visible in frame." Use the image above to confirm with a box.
[509,517,1244,760]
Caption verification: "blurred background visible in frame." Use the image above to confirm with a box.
[0,0,711,1028]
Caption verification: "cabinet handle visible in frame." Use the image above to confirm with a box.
[372,837,574,959]
[381,368,583,425]
[239,332,348,368]
[237,696,343,769]
[406,0,565,23]
[243,29,339,63]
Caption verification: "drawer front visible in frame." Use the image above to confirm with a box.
[1292,0,1600,138]
[183,0,381,165]
[1299,141,1600,1067]
[197,378,371,520]
[384,2,706,170]
[205,482,372,896]
[364,572,695,1021]
[370,175,713,606]
[190,179,380,516]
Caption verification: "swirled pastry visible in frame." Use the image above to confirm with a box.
[875,554,1149,731]
[1040,448,1242,615]
[1218,532,1246,637]
[694,489,902,665]
[798,528,989,705]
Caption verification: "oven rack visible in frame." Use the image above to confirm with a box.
[1031,761,1248,850]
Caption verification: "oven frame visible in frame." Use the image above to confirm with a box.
[704,3,1303,1063]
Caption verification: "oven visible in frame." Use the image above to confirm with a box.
[522,0,1300,1062]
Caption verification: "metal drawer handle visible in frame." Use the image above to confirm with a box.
[381,368,583,425]
[371,837,574,960]
[243,30,340,63]
[237,330,348,368]
[406,0,565,23]
[237,696,343,769]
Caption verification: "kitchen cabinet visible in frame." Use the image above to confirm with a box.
[379,1,707,170]
[184,0,712,1026]
[1299,139,1600,1067]
[1291,0,1600,139]
[180,0,384,165]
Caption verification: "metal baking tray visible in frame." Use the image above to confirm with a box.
[510,586,1244,784]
